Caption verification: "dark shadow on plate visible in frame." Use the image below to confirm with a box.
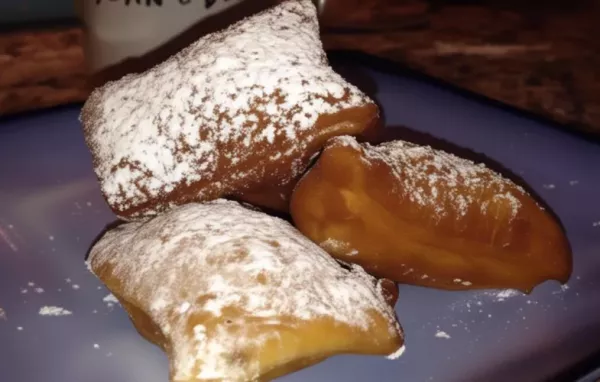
[0,103,83,129]
[358,124,571,247]
[83,219,125,262]
[328,50,600,145]
[329,55,387,129]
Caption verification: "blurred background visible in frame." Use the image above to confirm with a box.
[0,0,599,138]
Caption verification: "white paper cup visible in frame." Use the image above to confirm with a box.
[79,0,244,73]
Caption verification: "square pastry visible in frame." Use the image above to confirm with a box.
[81,0,379,220]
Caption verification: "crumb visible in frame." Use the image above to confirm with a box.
[39,306,72,316]
[20,288,28,294]
[8,224,14,229]
[93,344,100,349]
[65,278,71,283]
[49,235,55,241]
[543,184,555,190]
[86,202,92,207]
[72,284,80,290]
[569,180,579,186]
[0,307,6,320]
[103,294,119,307]
[34,288,44,294]
[17,326,23,331]
[593,221,600,227]
[435,331,451,339]
[27,281,35,287]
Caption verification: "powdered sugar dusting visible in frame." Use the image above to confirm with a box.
[330,136,526,224]
[435,330,451,339]
[320,238,359,256]
[39,306,72,316]
[80,0,374,220]
[450,289,522,311]
[387,345,406,360]
[495,289,520,301]
[87,200,402,381]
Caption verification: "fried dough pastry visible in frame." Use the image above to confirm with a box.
[80,0,378,221]
[87,200,404,382]
[290,136,572,292]
[233,180,297,214]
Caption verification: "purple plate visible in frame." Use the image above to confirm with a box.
[1,55,599,382]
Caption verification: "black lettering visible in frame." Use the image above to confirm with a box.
[206,0,217,9]
[97,0,162,6]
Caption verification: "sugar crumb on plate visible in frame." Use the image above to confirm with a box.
[103,293,120,308]
[435,331,451,339]
[542,184,556,189]
[39,306,72,316]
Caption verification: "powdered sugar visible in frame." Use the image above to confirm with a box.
[39,306,72,316]
[330,136,526,223]
[81,0,374,220]
[435,330,451,339]
[103,294,120,308]
[387,345,406,360]
[450,289,522,312]
[494,289,520,301]
[320,238,359,256]
[87,200,402,381]
[0,307,6,320]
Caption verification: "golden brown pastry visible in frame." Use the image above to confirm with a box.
[80,0,378,221]
[87,200,404,382]
[290,136,572,292]
[233,180,298,214]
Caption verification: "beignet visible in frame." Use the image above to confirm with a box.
[290,136,572,292]
[87,200,404,382]
[80,0,378,221]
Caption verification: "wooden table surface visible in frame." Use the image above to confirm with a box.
[1,1,599,137]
